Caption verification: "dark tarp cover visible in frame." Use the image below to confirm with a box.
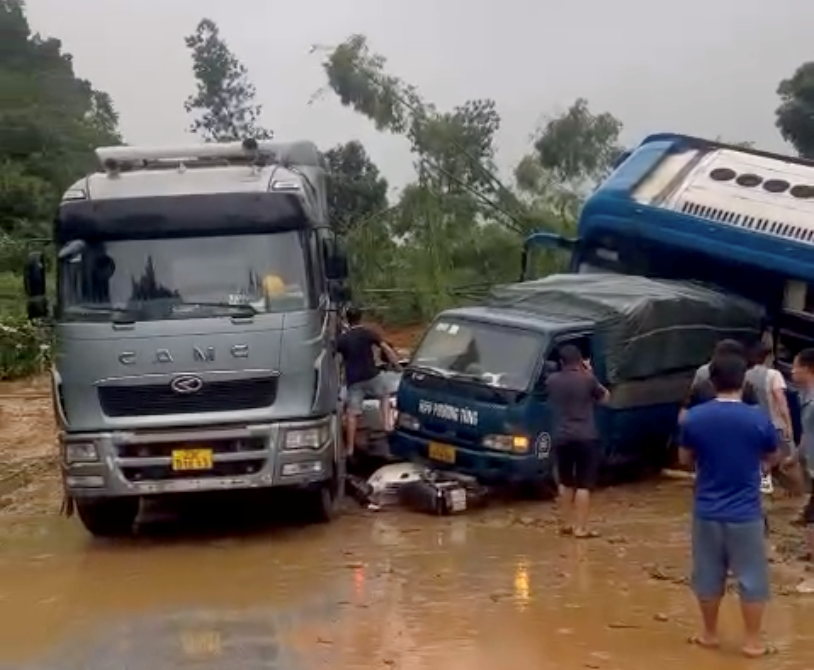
[487,274,765,382]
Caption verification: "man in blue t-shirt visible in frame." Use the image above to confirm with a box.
[679,353,779,658]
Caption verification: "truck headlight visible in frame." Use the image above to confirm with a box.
[284,424,330,450]
[64,442,99,464]
[396,412,420,431]
[482,435,529,453]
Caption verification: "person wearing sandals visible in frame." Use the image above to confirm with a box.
[679,354,779,658]
[546,344,609,539]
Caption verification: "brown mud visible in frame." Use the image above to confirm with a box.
[0,376,813,668]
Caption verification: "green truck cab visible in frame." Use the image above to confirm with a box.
[390,274,764,488]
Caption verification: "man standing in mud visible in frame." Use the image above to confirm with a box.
[337,306,402,456]
[679,354,779,658]
[547,344,609,539]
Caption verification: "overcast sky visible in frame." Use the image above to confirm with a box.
[24,0,814,189]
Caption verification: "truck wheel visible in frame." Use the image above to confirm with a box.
[308,475,344,523]
[76,497,140,537]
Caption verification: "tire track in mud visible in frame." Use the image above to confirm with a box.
[0,376,61,516]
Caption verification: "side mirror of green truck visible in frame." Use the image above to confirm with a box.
[23,251,49,320]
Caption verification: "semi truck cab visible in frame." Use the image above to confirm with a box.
[24,139,350,536]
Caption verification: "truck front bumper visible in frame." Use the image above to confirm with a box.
[60,417,340,498]
[390,430,550,485]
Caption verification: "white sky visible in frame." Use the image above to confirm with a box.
[24,0,814,190]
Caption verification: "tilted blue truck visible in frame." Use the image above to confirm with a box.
[393,134,814,488]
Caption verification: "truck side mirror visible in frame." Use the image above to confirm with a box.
[328,280,351,303]
[322,236,349,280]
[23,251,49,320]
[326,248,348,280]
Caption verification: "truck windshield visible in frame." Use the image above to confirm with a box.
[58,232,310,322]
[411,319,543,391]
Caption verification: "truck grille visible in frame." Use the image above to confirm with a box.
[99,377,277,417]
[121,459,266,482]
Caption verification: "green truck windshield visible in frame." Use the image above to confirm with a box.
[412,318,543,391]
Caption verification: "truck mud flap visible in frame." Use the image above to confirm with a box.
[61,491,75,518]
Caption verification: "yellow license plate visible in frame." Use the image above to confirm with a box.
[180,630,222,657]
[428,442,456,464]
[171,448,213,471]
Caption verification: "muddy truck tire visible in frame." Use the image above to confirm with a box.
[76,497,140,537]
[306,473,345,524]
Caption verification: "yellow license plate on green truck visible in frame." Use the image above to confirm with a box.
[428,442,456,464]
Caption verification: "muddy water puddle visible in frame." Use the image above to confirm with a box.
[0,482,810,669]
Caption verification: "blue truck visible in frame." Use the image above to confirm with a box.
[389,273,763,487]
[392,134,814,488]
[522,133,814,369]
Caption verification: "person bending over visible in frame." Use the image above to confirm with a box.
[546,344,609,539]
[679,353,778,658]
[337,307,402,455]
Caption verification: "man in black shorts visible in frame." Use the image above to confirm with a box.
[337,307,402,456]
[546,344,610,538]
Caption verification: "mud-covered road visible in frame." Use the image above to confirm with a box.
[2,378,814,669]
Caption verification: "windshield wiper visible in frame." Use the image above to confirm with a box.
[407,363,452,378]
[445,370,511,400]
[66,305,138,324]
[408,363,511,399]
[170,302,257,317]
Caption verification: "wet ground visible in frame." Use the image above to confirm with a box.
[2,377,814,669]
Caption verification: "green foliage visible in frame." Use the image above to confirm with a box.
[323,141,389,234]
[0,0,122,241]
[533,98,623,187]
[776,62,814,159]
[321,35,423,134]
[517,99,623,225]
[0,0,121,377]
[184,18,272,142]
[0,311,51,380]
[317,35,626,325]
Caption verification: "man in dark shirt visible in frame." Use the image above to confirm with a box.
[679,354,778,658]
[336,307,402,455]
[546,344,609,538]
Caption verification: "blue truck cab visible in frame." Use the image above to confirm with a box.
[390,274,763,487]
[391,306,579,486]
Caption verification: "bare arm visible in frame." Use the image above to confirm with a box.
[590,375,610,404]
[760,416,781,473]
[770,372,793,438]
[379,341,402,368]
[762,451,780,473]
[677,419,695,468]
[678,446,695,468]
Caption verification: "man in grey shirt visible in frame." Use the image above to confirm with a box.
[546,344,609,538]
[680,339,758,420]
